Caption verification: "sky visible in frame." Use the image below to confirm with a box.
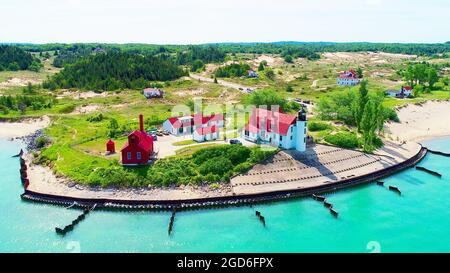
[1,0,449,44]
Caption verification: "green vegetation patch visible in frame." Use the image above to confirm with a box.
[324,132,359,149]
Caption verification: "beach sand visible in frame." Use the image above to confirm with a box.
[384,100,450,142]
[0,116,50,139]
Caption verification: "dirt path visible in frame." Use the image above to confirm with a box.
[189,73,254,93]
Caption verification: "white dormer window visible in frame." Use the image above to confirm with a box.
[136,152,142,160]
[127,152,131,160]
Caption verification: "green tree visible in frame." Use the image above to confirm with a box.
[265,68,275,80]
[258,62,265,71]
[23,82,34,94]
[191,59,205,72]
[286,84,294,92]
[247,89,289,111]
[356,67,363,78]
[426,67,439,89]
[354,80,369,131]
[108,118,119,138]
[284,55,293,63]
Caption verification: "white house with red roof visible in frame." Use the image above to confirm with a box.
[336,70,360,86]
[193,125,219,142]
[143,88,163,99]
[386,86,413,98]
[162,113,224,136]
[242,108,307,152]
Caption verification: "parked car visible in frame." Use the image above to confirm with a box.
[229,139,242,145]
[294,98,302,103]
[162,130,170,135]
[150,132,158,140]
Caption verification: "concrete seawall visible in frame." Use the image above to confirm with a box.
[21,146,428,211]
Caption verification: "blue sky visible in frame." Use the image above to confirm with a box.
[1,0,449,44]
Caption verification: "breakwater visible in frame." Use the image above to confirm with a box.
[20,147,428,211]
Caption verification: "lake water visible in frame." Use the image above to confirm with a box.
[0,137,449,253]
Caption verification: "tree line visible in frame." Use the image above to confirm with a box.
[43,52,187,91]
[0,94,55,114]
[0,45,41,71]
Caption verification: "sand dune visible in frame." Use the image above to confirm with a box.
[385,100,450,142]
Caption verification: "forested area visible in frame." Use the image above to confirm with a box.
[214,63,251,77]
[43,52,187,91]
[175,46,226,65]
[0,45,40,71]
[0,94,55,114]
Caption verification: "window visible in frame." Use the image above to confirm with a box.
[127,152,131,160]
[245,130,249,136]
[279,135,283,141]
[304,137,306,143]
[136,152,142,160]
[290,136,293,140]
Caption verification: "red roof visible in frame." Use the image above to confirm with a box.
[403,86,412,91]
[107,139,115,145]
[195,125,217,135]
[122,130,154,152]
[245,108,296,136]
[168,113,224,129]
[338,70,358,79]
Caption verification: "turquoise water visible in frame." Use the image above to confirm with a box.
[0,137,449,253]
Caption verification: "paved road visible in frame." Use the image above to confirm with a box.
[189,73,254,93]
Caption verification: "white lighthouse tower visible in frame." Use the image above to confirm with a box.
[295,108,307,152]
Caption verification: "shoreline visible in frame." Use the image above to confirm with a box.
[21,146,428,210]
[0,116,50,140]
[2,100,450,208]
[384,100,450,143]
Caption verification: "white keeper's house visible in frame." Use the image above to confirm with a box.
[242,108,307,152]
[193,125,219,142]
[162,113,224,136]
[336,70,360,86]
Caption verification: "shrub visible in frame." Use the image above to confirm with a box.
[58,104,75,114]
[87,113,104,122]
[308,121,332,132]
[324,132,359,149]
[383,107,400,122]
[35,136,50,149]
[199,157,233,176]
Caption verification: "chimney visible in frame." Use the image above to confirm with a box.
[139,114,144,132]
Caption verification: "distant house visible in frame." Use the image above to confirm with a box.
[92,47,106,54]
[193,125,219,142]
[121,114,154,165]
[386,86,413,98]
[143,88,164,99]
[247,70,259,78]
[162,113,224,136]
[336,70,360,86]
[242,108,308,152]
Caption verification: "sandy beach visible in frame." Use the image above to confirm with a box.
[385,100,450,142]
[0,116,50,139]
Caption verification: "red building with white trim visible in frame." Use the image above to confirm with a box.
[121,114,154,165]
